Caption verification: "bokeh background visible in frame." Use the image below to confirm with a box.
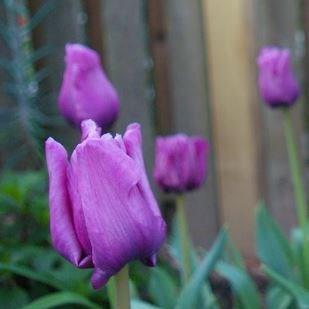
[0,0,308,258]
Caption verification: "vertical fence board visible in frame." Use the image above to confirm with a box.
[29,0,86,147]
[41,0,86,93]
[147,0,173,135]
[82,0,104,63]
[254,0,301,233]
[100,0,155,176]
[202,0,260,255]
[166,0,219,248]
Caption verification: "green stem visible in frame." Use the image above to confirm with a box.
[176,195,192,285]
[107,277,116,309]
[283,109,309,288]
[114,266,130,309]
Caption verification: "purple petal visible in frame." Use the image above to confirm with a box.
[45,138,83,266]
[72,135,165,289]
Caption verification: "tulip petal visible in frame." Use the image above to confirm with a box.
[73,138,144,287]
[45,138,83,266]
[123,123,162,217]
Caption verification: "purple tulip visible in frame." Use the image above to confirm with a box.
[58,44,120,130]
[257,47,300,107]
[153,134,209,193]
[45,120,166,289]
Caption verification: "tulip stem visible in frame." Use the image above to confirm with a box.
[282,108,309,288]
[176,194,192,285]
[114,266,130,309]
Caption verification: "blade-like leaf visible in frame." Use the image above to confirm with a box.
[256,204,294,279]
[169,217,219,308]
[21,292,100,309]
[176,228,228,309]
[263,265,309,309]
[148,267,178,309]
[131,299,161,309]
[24,1,56,32]
[0,263,65,290]
[217,262,261,309]
[266,286,293,309]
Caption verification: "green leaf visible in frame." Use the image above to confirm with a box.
[256,204,294,279]
[169,217,219,308]
[263,265,309,309]
[266,286,293,309]
[0,263,65,290]
[131,299,161,309]
[25,1,56,32]
[176,228,228,309]
[21,292,100,309]
[0,286,29,309]
[148,267,178,309]
[217,262,261,309]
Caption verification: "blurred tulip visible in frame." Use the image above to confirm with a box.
[45,120,166,289]
[153,134,209,193]
[257,47,300,107]
[58,44,119,130]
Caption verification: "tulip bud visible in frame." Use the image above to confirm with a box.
[58,44,120,130]
[45,120,166,289]
[153,134,209,193]
[257,47,300,107]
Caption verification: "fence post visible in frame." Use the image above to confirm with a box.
[202,0,261,255]
[253,0,302,233]
[166,0,219,248]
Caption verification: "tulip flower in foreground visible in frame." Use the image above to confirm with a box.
[45,120,166,290]
[58,44,119,130]
[257,47,300,108]
[153,134,209,193]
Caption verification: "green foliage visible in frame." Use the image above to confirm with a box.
[0,0,56,168]
[20,292,101,309]
[256,204,295,279]
[176,229,227,309]
[256,203,309,308]
[148,267,178,309]
[216,262,261,309]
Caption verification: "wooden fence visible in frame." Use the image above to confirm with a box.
[1,0,308,256]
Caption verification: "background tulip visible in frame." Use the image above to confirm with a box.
[45,120,166,289]
[153,134,209,193]
[58,44,120,130]
[257,47,300,107]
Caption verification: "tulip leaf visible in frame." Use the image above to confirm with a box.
[256,204,294,279]
[216,262,261,309]
[20,292,100,309]
[266,286,293,309]
[176,228,228,309]
[0,263,65,290]
[131,299,161,309]
[262,265,309,309]
[148,267,178,309]
[169,217,219,308]
[0,286,30,309]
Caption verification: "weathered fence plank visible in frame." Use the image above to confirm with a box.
[147,0,173,135]
[166,0,219,248]
[253,0,302,233]
[100,0,155,176]
[202,0,261,255]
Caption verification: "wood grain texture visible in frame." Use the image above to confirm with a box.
[253,0,302,233]
[100,0,155,176]
[202,0,260,255]
[166,0,219,248]
[147,0,173,134]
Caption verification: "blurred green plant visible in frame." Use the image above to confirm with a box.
[0,170,111,308]
[0,0,56,168]
[256,203,309,309]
